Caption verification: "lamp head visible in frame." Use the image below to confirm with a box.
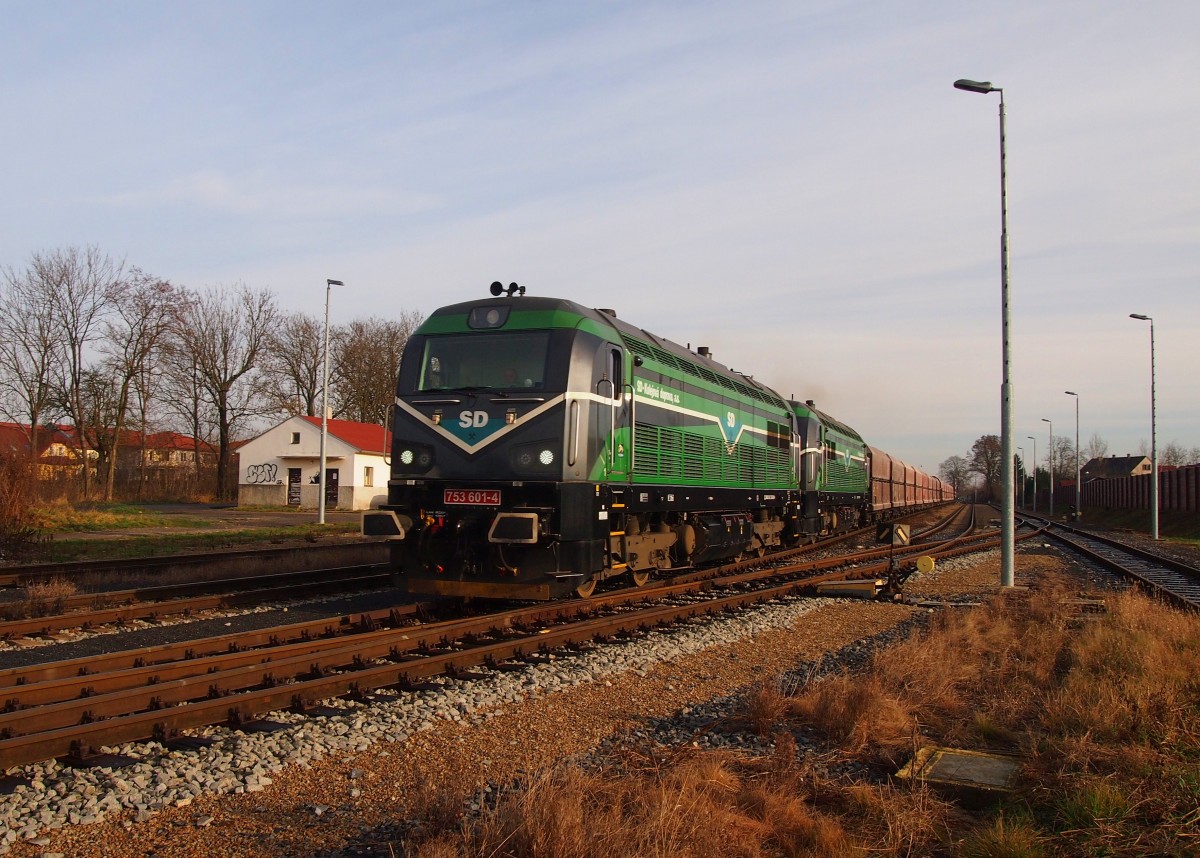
[1130,313,1150,321]
[327,279,343,287]
[954,78,998,94]
[1065,390,1077,396]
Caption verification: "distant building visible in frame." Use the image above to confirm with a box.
[0,422,94,479]
[0,422,213,487]
[236,416,391,510]
[1080,455,1153,481]
[115,430,217,469]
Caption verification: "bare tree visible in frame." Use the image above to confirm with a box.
[96,271,181,500]
[158,341,212,485]
[1083,433,1108,464]
[1051,435,1076,483]
[331,312,423,425]
[0,260,62,475]
[170,284,278,500]
[938,454,971,498]
[1161,441,1190,468]
[75,367,123,488]
[40,247,127,498]
[260,311,324,417]
[968,435,1002,501]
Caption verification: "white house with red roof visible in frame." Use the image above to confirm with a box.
[236,416,392,510]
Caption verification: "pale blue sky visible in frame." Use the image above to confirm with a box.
[3,1,1197,471]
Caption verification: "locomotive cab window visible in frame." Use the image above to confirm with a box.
[418,332,551,391]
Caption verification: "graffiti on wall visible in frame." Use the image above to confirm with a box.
[245,463,280,484]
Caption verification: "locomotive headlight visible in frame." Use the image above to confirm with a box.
[511,440,558,473]
[395,442,435,474]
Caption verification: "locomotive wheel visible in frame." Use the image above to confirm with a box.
[631,570,650,587]
[575,578,597,598]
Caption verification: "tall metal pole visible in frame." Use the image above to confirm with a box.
[1042,418,1053,518]
[1017,446,1025,507]
[1130,314,1158,539]
[955,78,1014,588]
[319,278,343,524]
[1065,391,1080,519]
[1026,435,1037,513]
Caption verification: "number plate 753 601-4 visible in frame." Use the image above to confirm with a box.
[443,489,501,506]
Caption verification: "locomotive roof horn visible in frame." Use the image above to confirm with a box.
[490,281,525,297]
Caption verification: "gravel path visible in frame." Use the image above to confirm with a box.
[0,542,1090,857]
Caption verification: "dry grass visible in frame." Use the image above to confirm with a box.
[0,455,45,558]
[743,678,789,737]
[17,576,79,618]
[398,572,1200,857]
[27,500,196,531]
[420,751,862,858]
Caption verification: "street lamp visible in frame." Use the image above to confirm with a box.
[319,278,344,525]
[1065,391,1081,520]
[1017,446,1025,507]
[1041,418,1053,518]
[1130,314,1158,539]
[1026,435,1037,513]
[955,77,1014,588]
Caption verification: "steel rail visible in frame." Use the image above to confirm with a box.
[0,567,392,640]
[1036,521,1200,610]
[0,542,377,588]
[0,513,1000,769]
[1,521,991,715]
[0,604,421,692]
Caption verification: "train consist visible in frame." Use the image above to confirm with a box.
[364,285,952,599]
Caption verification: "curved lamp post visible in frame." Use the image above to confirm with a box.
[955,77,1013,587]
[1042,418,1053,518]
[1129,314,1158,539]
[1065,391,1080,519]
[1017,446,1025,507]
[1026,435,1037,513]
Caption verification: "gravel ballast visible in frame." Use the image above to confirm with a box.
[0,544,1090,856]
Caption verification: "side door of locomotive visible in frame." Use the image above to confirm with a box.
[595,343,630,480]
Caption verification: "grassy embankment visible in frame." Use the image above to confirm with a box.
[407,574,1200,858]
[19,502,360,564]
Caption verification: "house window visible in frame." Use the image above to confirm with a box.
[291,432,301,445]
[364,466,374,487]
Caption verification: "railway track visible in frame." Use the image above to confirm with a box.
[1028,517,1200,610]
[0,506,993,769]
[0,541,384,589]
[0,564,394,640]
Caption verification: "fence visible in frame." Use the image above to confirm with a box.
[1076,464,1200,514]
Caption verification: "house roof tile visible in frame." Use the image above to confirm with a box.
[299,417,391,455]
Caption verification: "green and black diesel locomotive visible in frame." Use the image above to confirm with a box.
[363,284,949,599]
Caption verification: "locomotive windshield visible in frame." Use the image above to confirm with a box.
[418,331,551,391]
